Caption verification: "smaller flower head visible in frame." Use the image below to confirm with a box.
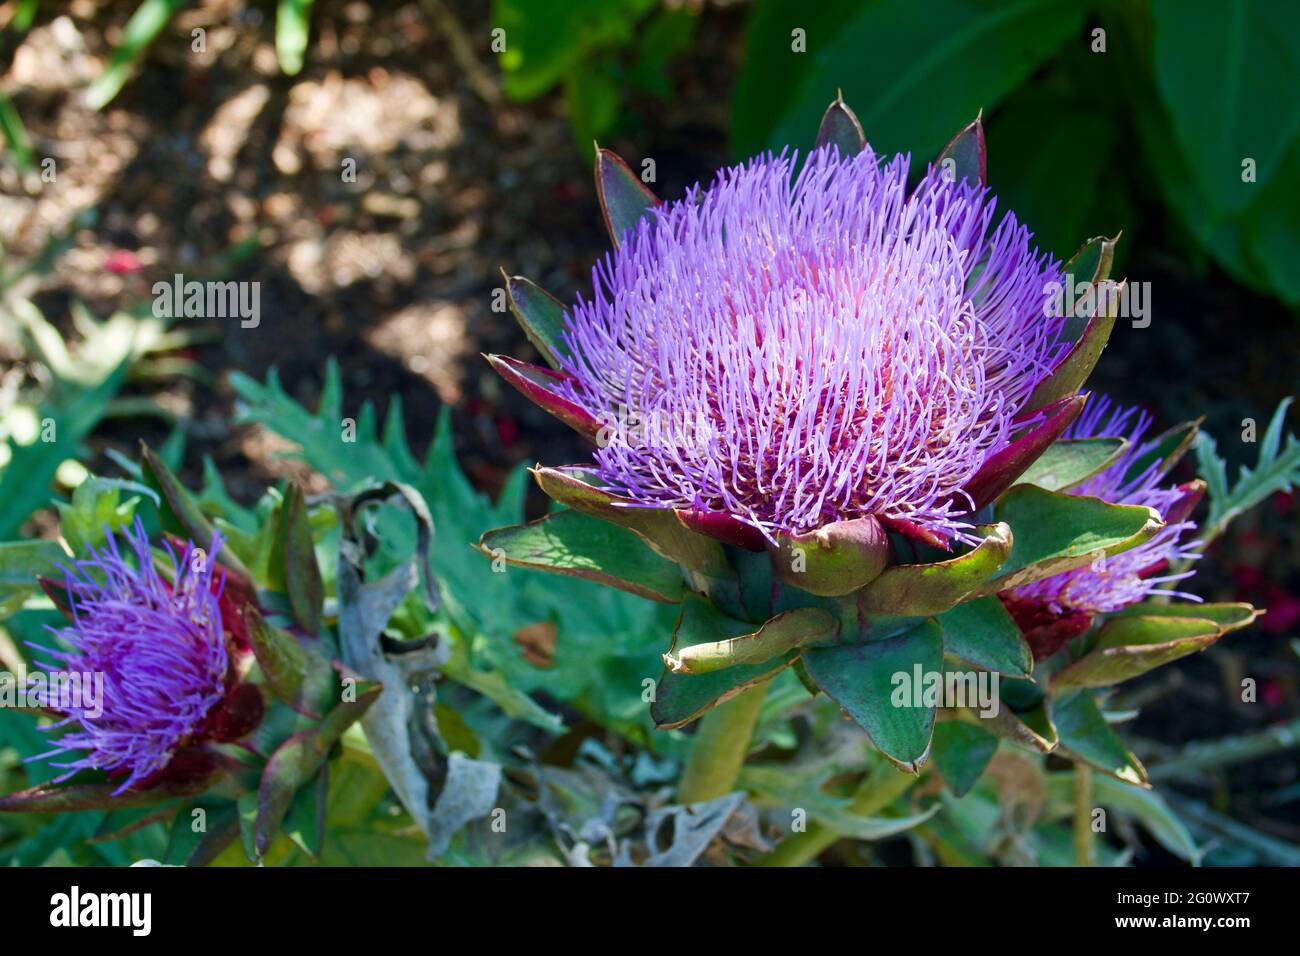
[1003,396,1202,656]
[29,519,233,793]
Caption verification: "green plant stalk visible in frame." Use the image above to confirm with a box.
[676,682,769,805]
[1146,715,1300,781]
[758,764,919,867]
[1074,763,1095,867]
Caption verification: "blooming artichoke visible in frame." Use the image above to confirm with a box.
[0,449,381,863]
[28,519,252,793]
[481,95,1256,785]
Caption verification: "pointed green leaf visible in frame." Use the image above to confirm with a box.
[801,619,943,771]
[1051,690,1146,785]
[503,272,570,369]
[1027,289,1119,412]
[666,602,838,674]
[140,443,252,579]
[1014,437,1126,493]
[982,485,1162,593]
[651,597,799,729]
[273,484,323,636]
[860,523,1011,615]
[595,147,659,246]
[478,509,684,603]
[815,93,866,155]
[938,595,1032,677]
[1124,419,1201,486]
[284,764,328,858]
[1052,615,1228,690]
[256,678,380,855]
[932,720,998,797]
[935,113,985,187]
[1109,600,1259,630]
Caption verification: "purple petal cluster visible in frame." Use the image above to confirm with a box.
[555,146,1069,540]
[29,519,231,793]
[1007,395,1202,614]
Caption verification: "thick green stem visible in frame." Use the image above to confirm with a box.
[758,764,918,867]
[676,682,769,805]
[1147,716,1300,781]
[1074,763,1095,867]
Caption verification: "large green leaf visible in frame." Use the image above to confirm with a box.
[931,720,999,797]
[732,0,1087,159]
[1014,438,1125,493]
[0,540,65,617]
[478,509,685,603]
[1152,0,1300,216]
[801,619,943,770]
[651,598,800,729]
[502,273,570,369]
[1052,614,1227,689]
[937,595,1032,678]
[665,599,838,674]
[1051,690,1146,785]
[982,485,1161,592]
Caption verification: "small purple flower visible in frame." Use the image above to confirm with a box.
[29,519,233,793]
[552,146,1071,542]
[1004,395,1203,653]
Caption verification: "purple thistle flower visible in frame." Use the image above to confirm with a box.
[551,145,1071,542]
[28,519,233,794]
[1006,394,1203,619]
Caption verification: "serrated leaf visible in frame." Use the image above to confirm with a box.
[1197,398,1300,540]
